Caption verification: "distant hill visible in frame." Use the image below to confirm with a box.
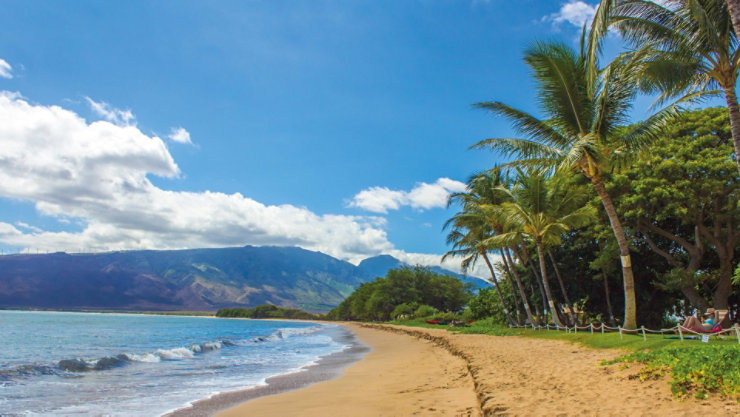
[0,246,489,312]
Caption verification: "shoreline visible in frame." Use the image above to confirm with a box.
[165,323,369,417]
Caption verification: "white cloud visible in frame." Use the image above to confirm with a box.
[0,59,12,79]
[85,96,135,126]
[14,222,42,233]
[545,1,597,28]
[0,91,395,261]
[390,250,498,280]
[168,127,192,144]
[349,178,467,213]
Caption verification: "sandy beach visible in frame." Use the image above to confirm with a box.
[218,323,740,417]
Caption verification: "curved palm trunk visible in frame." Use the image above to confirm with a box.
[591,177,637,329]
[535,241,564,326]
[498,249,525,323]
[501,247,536,325]
[481,251,515,326]
[512,247,545,322]
[602,270,617,327]
[723,85,740,173]
[729,0,740,39]
[520,245,549,318]
[548,250,576,325]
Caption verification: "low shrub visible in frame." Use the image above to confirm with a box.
[414,304,438,318]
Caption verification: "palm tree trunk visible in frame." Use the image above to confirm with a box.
[729,0,740,35]
[723,85,740,173]
[536,241,564,326]
[591,176,637,329]
[548,249,576,325]
[481,251,516,326]
[602,270,616,327]
[518,245,550,318]
[501,248,535,324]
[498,249,525,323]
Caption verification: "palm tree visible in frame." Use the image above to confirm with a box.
[485,169,595,326]
[472,34,674,329]
[448,172,539,325]
[443,208,516,326]
[591,0,740,172]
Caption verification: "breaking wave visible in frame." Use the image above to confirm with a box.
[2,326,323,382]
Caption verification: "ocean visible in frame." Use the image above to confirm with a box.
[0,310,354,416]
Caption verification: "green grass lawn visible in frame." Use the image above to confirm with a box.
[391,317,740,400]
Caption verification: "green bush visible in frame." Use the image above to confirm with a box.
[414,304,438,318]
[604,345,740,399]
[391,302,419,320]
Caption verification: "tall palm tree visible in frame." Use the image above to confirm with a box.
[472,35,673,329]
[591,0,740,172]
[486,169,596,327]
[443,208,516,326]
[447,172,538,325]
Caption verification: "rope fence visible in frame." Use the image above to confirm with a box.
[507,322,740,343]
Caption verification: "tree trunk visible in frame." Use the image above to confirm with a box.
[498,249,525,323]
[602,270,616,327]
[727,0,740,169]
[481,251,516,326]
[711,254,734,310]
[519,245,550,319]
[503,247,536,325]
[548,249,576,325]
[591,176,637,329]
[536,241,564,326]
[723,85,740,173]
[728,0,740,39]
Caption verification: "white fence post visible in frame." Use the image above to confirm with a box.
[641,326,646,342]
[618,326,623,340]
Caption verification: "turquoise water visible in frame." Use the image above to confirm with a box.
[0,310,348,416]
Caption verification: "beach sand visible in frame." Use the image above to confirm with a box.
[217,323,480,416]
[217,323,740,417]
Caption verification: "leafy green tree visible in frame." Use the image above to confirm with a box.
[612,107,739,309]
[473,34,673,328]
[327,267,473,321]
[592,0,740,172]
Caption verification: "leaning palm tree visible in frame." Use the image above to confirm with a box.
[472,33,674,329]
[591,0,740,172]
[485,169,595,327]
[448,171,538,325]
[443,208,516,326]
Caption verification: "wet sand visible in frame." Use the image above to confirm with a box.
[166,324,369,417]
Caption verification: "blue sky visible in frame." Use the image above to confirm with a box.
[0,1,654,275]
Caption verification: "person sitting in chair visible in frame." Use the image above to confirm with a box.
[682,308,716,332]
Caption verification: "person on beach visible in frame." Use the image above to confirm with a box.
[681,308,716,332]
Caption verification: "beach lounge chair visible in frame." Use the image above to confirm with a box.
[680,308,729,334]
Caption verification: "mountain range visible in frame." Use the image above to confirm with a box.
[0,246,488,312]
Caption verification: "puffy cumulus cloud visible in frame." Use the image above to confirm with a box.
[349,178,467,213]
[545,1,597,27]
[85,97,135,126]
[0,59,12,79]
[0,91,394,261]
[168,127,192,144]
